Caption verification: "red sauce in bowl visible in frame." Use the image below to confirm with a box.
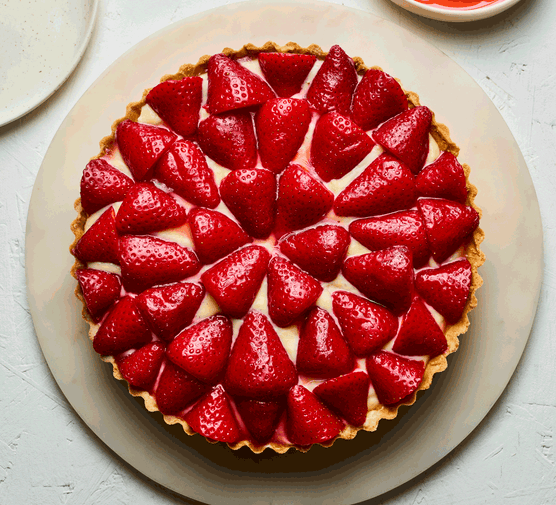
[414,0,505,10]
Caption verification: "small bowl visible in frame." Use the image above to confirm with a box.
[389,0,523,22]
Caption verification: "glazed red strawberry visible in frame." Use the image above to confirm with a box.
[197,111,258,170]
[276,164,334,233]
[267,257,323,328]
[185,384,242,443]
[278,225,350,282]
[220,168,276,239]
[154,139,220,208]
[72,207,120,265]
[76,268,121,323]
[255,98,311,174]
[310,112,374,182]
[342,246,414,315]
[117,342,165,390]
[286,385,343,446]
[93,296,152,356]
[366,351,425,405]
[351,68,408,131]
[349,210,431,268]
[313,370,370,426]
[415,258,472,324]
[373,106,433,175]
[225,311,297,400]
[119,235,201,293]
[392,295,447,357]
[116,119,176,181]
[188,208,251,265]
[201,245,270,319]
[415,151,467,203]
[258,52,317,97]
[332,291,398,357]
[155,361,209,415]
[145,77,203,138]
[306,45,357,116]
[80,159,134,215]
[334,153,416,218]
[297,308,355,378]
[115,182,187,235]
[206,53,275,115]
[418,198,480,263]
[167,315,233,384]
[235,398,284,444]
[136,282,205,341]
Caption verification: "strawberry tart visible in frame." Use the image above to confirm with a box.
[70,42,484,453]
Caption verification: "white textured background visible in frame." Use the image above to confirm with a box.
[1,0,554,503]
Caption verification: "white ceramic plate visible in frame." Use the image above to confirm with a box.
[389,0,523,22]
[26,1,542,503]
[0,0,99,127]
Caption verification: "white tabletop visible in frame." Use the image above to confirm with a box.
[1,0,554,503]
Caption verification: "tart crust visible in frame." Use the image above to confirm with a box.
[70,41,485,454]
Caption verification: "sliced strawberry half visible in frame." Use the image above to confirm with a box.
[76,268,121,323]
[313,370,370,426]
[80,159,134,215]
[235,398,285,444]
[136,282,205,341]
[306,45,357,116]
[332,291,398,357]
[224,311,297,400]
[349,210,430,268]
[366,351,425,406]
[310,112,374,182]
[185,384,242,443]
[153,139,220,209]
[334,153,416,218]
[197,110,258,170]
[258,52,317,97]
[188,207,251,265]
[145,77,203,138]
[72,207,120,265]
[286,385,343,446]
[167,315,233,385]
[220,168,276,239]
[415,258,472,324]
[373,106,432,175]
[115,182,187,235]
[297,307,355,378]
[415,151,467,204]
[392,295,448,357]
[255,97,311,174]
[93,296,152,356]
[418,198,480,264]
[342,246,414,315]
[276,164,334,233]
[119,235,201,293]
[201,245,270,319]
[116,120,176,181]
[267,257,323,328]
[206,54,275,115]
[351,68,408,131]
[116,341,165,390]
[155,360,209,415]
[278,225,350,282]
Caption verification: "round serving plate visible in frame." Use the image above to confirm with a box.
[26,1,542,503]
[0,0,99,126]
[388,0,523,22]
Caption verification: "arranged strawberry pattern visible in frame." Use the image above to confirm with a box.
[310,112,375,182]
[73,44,482,452]
[146,77,203,138]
